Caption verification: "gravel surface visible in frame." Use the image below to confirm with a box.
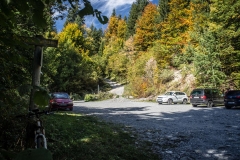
[73,98,240,160]
[73,82,240,159]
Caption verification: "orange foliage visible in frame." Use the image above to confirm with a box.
[160,0,194,46]
[134,3,159,51]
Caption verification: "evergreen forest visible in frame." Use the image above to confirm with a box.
[0,0,240,155]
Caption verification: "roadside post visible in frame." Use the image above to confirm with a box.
[26,35,58,111]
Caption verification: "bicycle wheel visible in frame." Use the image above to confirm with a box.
[37,136,44,148]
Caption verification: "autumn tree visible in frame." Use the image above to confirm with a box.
[117,19,127,40]
[104,13,119,42]
[151,0,193,70]
[103,11,121,72]
[103,11,128,81]
[160,0,192,45]
[134,3,159,51]
[105,17,128,81]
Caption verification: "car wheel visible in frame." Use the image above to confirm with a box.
[225,105,232,109]
[168,99,173,105]
[182,99,187,104]
[192,104,197,107]
[207,101,213,108]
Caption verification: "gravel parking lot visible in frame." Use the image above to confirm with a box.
[73,98,240,160]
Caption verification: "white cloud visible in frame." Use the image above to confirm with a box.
[86,0,157,30]
[56,0,158,32]
[91,0,136,16]
[84,0,136,30]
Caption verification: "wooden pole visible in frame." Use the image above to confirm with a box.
[29,44,43,111]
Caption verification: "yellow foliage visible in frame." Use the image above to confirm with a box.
[56,23,91,60]
[58,23,84,46]
[160,0,193,46]
[117,19,127,40]
[105,16,119,41]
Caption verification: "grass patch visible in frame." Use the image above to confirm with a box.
[43,112,160,160]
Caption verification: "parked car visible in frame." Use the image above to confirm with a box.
[189,88,224,107]
[49,92,73,111]
[156,91,188,104]
[224,90,240,109]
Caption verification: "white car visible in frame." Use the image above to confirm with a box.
[156,91,188,104]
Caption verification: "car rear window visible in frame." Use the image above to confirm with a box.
[191,90,203,96]
[226,90,240,96]
[53,93,69,99]
[165,92,173,95]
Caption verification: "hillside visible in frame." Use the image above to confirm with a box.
[161,69,196,96]
[106,68,196,100]
[101,1,239,98]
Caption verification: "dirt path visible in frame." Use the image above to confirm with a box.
[105,79,124,96]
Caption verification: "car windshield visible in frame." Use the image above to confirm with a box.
[165,92,173,95]
[53,93,69,99]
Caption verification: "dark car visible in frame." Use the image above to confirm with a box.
[189,88,224,107]
[49,92,73,111]
[224,90,240,109]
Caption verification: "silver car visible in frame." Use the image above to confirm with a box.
[156,91,188,104]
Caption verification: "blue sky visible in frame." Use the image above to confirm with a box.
[55,0,159,32]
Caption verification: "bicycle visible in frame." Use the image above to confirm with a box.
[12,109,54,159]
[26,109,50,149]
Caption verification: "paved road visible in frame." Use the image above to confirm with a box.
[73,99,240,160]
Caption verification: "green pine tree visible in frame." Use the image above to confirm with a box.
[87,24,104,56]
[211,0,240,87]
[126,0,149,38]
[64,3,85,28]
[157,0,170,22]
[112,8,116,17]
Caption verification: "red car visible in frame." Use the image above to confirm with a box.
[49,92,73,111]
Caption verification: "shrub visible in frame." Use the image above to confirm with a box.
[70,93,82,100]
[97,92,115,100]
[84,94,96,102]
